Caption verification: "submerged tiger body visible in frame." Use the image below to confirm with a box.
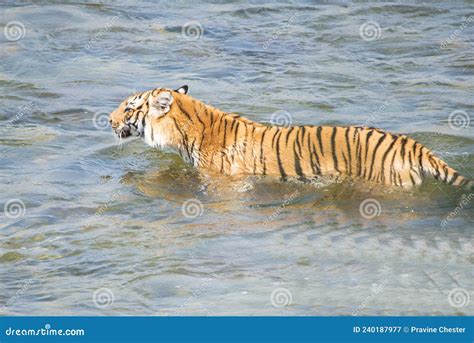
[109,86,473,189]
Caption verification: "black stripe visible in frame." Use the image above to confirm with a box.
[449,172,460,185]
[409,171,415,185]
[345,128,352,175]
[242,124,250,158]
[296,128,303,156]
[293,137,304,177]
[234,122,240,144]
[223,119,228,147]
[367,133,387,180]
[275,131,287,179]
[271,128,279,149]
[380,135,398,183]
[260,127,269,167]
[418,145,424,176]
[362,130,374,177]
[316,126,324,157]
[308,130,321,175]
[286,127,295,146]
[399,137,408,167]
[311,140,321,175]
[171,118,189,157]
[176,100,193,123]
[330,127,339,173]
[355,128,362,176]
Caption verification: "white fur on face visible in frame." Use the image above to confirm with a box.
[149,91,173,118]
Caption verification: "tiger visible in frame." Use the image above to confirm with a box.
[108,85,473,190]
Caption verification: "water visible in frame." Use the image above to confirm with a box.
[1,1,473,316]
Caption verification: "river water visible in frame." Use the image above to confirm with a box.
[0,1,472,315]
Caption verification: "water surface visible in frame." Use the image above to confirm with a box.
[1,1,473,315]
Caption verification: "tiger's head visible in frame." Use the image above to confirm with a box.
[108,85,189,140]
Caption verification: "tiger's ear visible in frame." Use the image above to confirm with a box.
[149,91,174,118]
[174,85,188,94]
